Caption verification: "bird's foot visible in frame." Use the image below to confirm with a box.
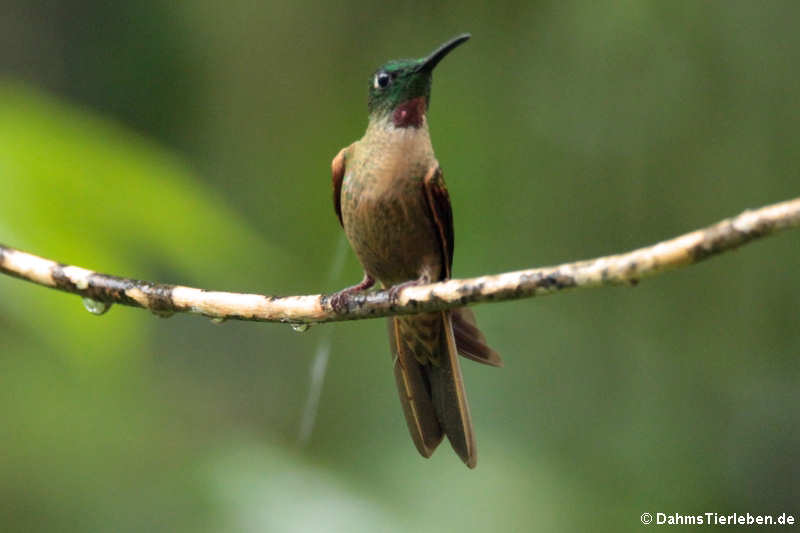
[329,274,375,313]
[387,277,426,304]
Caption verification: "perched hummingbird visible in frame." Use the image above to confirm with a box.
[329,33,501,468]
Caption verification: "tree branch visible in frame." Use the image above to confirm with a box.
[1,197,799,325]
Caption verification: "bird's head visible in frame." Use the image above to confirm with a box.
[367,33,470,128]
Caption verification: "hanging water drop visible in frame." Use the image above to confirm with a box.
[82,297,112,315]
[151,309,174,319]
[290,322,311,333]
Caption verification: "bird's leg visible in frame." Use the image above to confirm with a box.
[329,273,375,312]
[387,275,430,304]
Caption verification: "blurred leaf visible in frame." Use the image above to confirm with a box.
[0,81,289,364]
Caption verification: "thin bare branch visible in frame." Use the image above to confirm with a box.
[1,197,799,324]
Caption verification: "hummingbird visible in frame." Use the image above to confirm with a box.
[329,33,501,468]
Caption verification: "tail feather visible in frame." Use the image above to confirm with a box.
[425,311,476,468]
[388,311,479,468]
[388,317,443,457]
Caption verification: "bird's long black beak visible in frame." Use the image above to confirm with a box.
[417,33,471,72]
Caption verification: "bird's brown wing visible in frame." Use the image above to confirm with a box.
[423,165,502,367]
[419,166,476,467]
[451,307,503,367]
[331,146,350,226]
[422,165,454,278]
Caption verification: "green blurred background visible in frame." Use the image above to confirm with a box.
[1,1,799,531]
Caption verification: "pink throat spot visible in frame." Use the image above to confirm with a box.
[393,97,426,128]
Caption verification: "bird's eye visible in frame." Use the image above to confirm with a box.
[374,72,391,89]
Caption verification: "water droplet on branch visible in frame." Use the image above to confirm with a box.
[82,297,112,315]
[290,322,311,333]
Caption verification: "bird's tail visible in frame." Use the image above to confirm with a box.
[388,308,501,468]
